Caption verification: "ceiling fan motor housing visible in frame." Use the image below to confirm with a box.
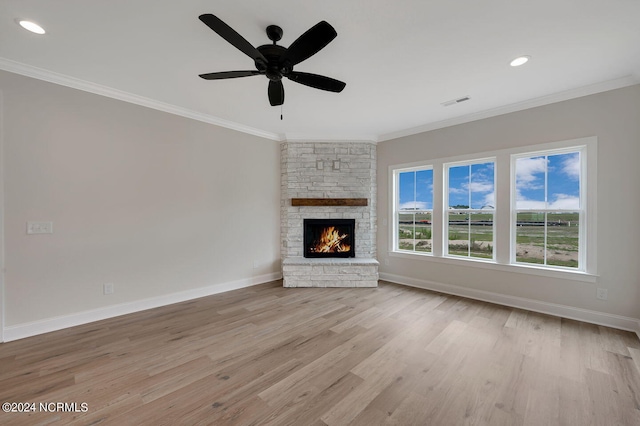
[257,44,291,81]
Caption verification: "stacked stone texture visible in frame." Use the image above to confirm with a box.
[281,142,378,288]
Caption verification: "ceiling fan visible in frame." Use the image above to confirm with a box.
[198,14,346,107]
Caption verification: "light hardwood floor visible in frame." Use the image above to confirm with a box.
[1,280,640,425]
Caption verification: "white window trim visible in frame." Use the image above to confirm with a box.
[510,146,587,272]
[388,136,598,282]
[393,165,434,255]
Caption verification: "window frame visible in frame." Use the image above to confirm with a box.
[393,165,434,255]
[443,158,497,261]
[510,146,587,272]
[388,136,597,282]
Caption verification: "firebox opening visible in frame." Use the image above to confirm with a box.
[304,219,355,258]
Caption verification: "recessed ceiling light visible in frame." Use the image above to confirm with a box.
[18,20,46,35]
[510,56,530,67]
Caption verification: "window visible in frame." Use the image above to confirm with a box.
[513,148,584,270]
[445,160,495,260]
[395,167,433,253]
[390,137,595,278]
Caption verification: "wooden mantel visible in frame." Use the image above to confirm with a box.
[291,198,368,207]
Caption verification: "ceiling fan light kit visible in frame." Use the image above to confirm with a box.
[198,14,346,107]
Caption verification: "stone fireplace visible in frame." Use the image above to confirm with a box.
[281,142,379,288]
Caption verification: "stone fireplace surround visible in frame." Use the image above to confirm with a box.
[281,142,379,287]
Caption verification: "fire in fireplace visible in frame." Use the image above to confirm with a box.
[304,219,355,258]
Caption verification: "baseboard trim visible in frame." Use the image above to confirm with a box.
[2,272,282,342]
[379,272,640,336]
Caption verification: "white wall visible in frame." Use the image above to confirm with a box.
[0,70,281,337]
[377,85,640,323]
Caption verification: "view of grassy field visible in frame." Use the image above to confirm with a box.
[515,212,579,268]
[398,211,579,267]
[398,213,432,253]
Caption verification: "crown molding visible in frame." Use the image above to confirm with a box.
[283,134,377,144]
[0,58,282,141]
[378,75,640,142]
[2,58,637,145]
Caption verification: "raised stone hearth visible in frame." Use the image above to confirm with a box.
[281,142,378,288]
[283,258,379,288]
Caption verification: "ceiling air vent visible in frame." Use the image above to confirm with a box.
[441,96,471,107]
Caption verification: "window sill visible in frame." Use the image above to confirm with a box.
[388,250,597,283]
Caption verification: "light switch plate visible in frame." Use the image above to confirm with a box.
[27,221,53,234]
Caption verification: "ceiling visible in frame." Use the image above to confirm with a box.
[1,0,639,142]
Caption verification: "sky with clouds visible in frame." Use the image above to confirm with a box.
[516,152,580,210]
[398,152,580,211]
[399,169,433,210]
[448,162,495,209]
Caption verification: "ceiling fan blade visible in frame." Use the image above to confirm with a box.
[199,70,261,80]
[268,80,285,106]
[287,72,346,92]
[199,14,267,65]
[283,21,337,66]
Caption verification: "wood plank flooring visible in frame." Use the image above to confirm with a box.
[1,280,640,425]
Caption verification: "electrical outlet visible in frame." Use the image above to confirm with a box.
[27,221,53,234]
[253,261,258,269]
[384,258,390,266]
[596,288,608,300]
[103,283,114,295]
